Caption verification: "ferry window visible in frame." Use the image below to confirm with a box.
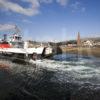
[18,37,20,40]
[15,37,17,40]
[18,37,21,40]
[15,36,21,40]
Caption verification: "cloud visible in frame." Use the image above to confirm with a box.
[22,19,32,23]
[71,1,80,9]
[81,7,86,12]
[0,0,69,16]
[56,0,69,6]
[0,0,40,16]
[0,24,16,31]
[71,1,86,12]
[40,0,53,3]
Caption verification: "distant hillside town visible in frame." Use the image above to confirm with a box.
[27,32,100,48]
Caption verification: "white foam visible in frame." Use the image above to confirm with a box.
[29,59,100,85]
[1,58,100,85]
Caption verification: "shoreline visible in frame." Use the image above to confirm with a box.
[59,47,100,58]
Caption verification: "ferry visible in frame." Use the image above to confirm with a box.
[0,29,52,61]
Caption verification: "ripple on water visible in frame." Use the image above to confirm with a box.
[0,53,100,100]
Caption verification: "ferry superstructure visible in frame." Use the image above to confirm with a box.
[0,26,52,60]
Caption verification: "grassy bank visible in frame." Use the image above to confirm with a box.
[60,46,100,58]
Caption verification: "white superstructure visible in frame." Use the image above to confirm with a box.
[0,25,53,60]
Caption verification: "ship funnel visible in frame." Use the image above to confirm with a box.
[3,34,7,41]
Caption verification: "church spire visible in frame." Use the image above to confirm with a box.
[77,32,81,47]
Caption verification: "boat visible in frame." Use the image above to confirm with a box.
[0,27,53,61]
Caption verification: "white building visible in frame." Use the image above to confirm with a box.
[83,40,93,47]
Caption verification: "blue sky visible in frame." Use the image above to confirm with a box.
[0,0,100,41]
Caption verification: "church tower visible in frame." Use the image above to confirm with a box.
[77,32,81,47]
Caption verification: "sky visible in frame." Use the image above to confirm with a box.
[0,0,100,42]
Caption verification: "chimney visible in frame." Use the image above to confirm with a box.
[3,34,7,41]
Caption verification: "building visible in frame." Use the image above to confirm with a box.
[77,32,81,47]
[83,40,93,47]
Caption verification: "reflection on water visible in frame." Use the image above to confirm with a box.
[0,53,100,100]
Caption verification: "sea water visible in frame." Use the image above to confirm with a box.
[0,53,100,100]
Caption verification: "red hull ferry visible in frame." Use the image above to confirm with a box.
[0,42,11,48]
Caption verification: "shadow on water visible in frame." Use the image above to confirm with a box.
[11,59,29,65]
[1,64,100,100]
[0,70,70,100]
[0,66,72,100]
[0,60,80,100]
